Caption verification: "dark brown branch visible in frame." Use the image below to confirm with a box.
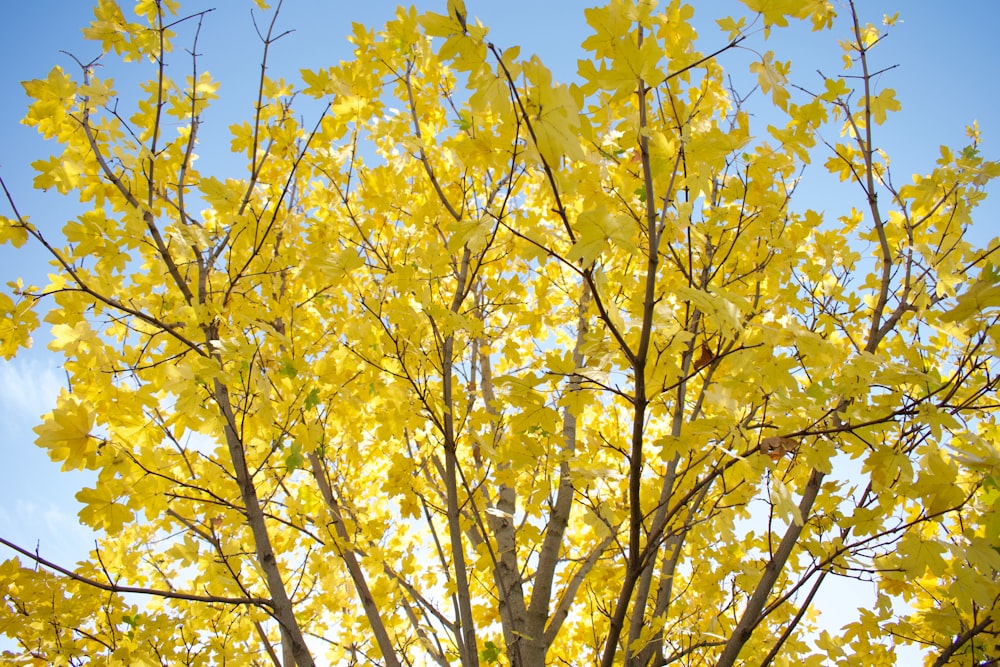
[0,536,273,609]
[931,615,997,667]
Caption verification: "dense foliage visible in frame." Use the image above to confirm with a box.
[1,0,998,665]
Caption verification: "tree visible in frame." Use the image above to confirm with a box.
[1,0,998,664]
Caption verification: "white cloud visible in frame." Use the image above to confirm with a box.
[0,357,63,424]
[0,498,94,565]
[0,357,93,570]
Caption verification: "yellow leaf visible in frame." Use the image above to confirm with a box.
[0,216,29,248]
[78,78,116,106]
[33,392,97,471]
[0,292,39,359]
[21,66,77,139]
[447,0,467,31]
[420,10,462,38]
[867,88,900,125]
[716,16,747,41]
[940,269,1000,322]
[771,478,803,526]
[896,533,948,577]
[820,76,850,101]
[76,484,133,533]
[749,51,789,109]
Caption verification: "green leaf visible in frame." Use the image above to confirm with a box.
[279,359,298,379]
[480,640,502,663]
[285,442,305,472]
[304,387,322,411]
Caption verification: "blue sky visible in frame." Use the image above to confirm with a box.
[0,0,998,655]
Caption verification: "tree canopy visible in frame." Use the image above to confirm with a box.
[1,0,999,665]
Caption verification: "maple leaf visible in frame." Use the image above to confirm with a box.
[76,485,134,534]
[750,51,790,109]
[33,393,97,471]
[867,88,901,125]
